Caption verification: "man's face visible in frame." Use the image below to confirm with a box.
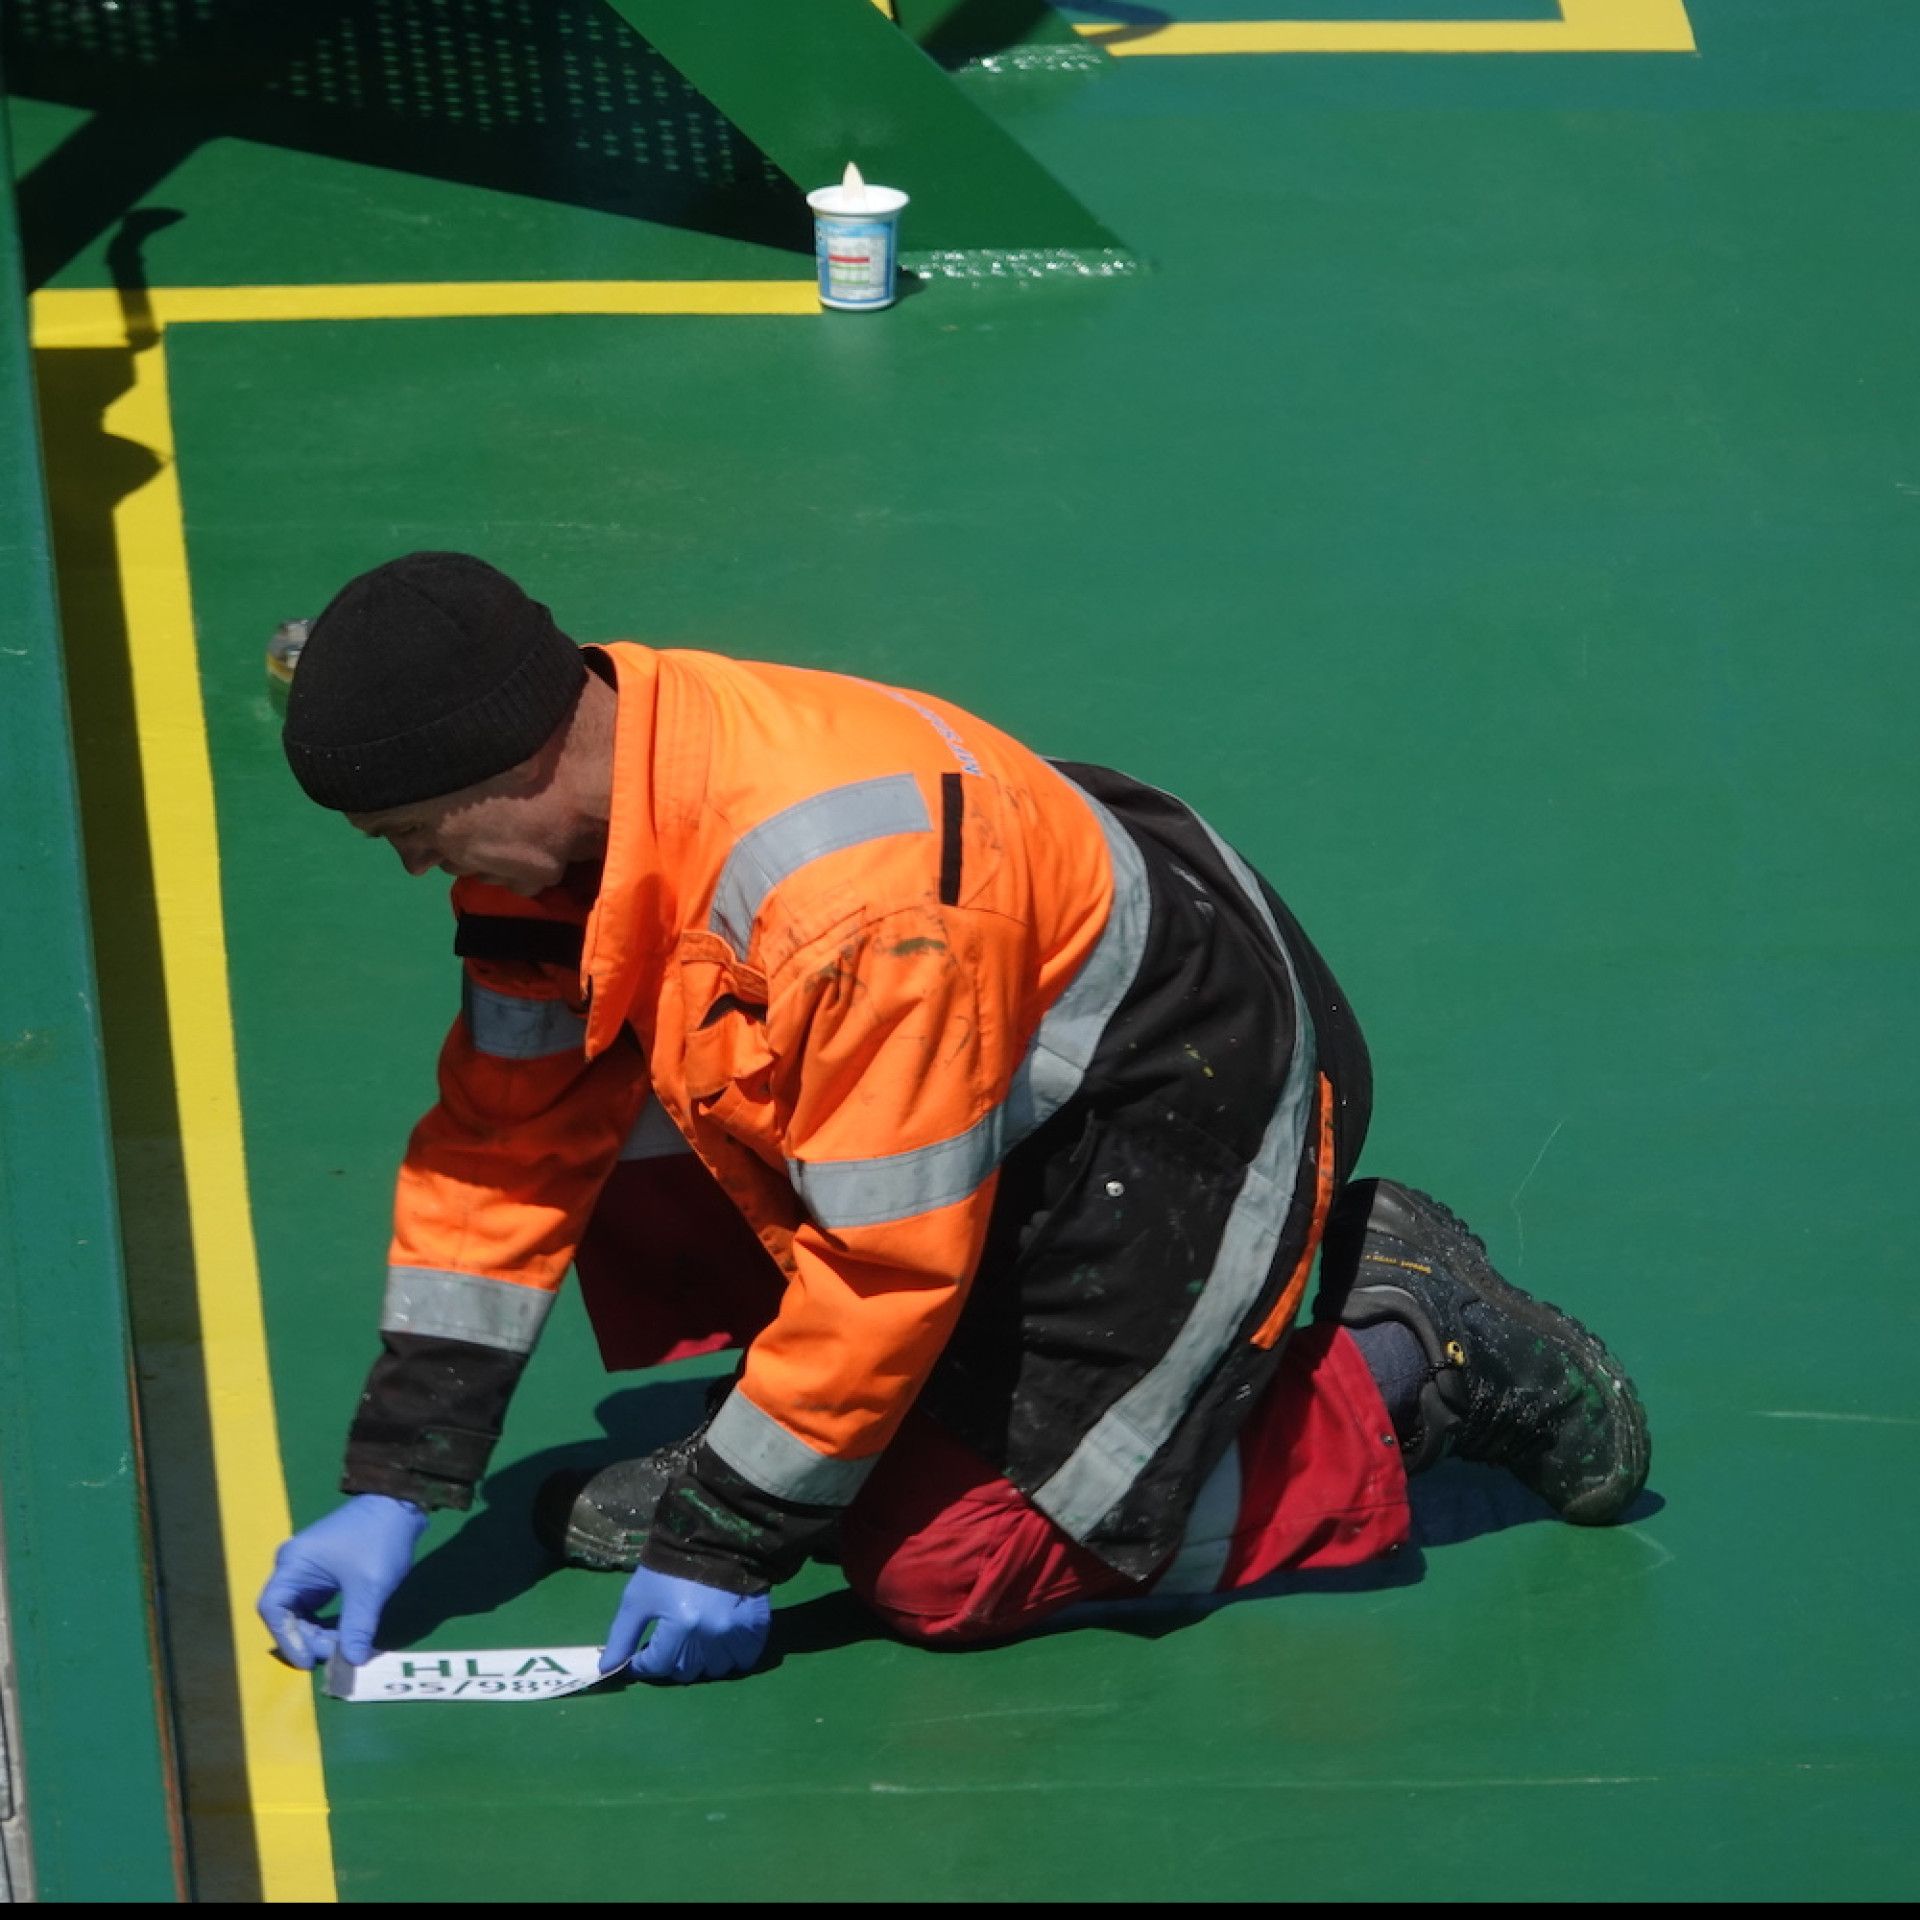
[348,774,569,897]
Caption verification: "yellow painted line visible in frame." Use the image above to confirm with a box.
[31,278,818,345]
[30,274,815,1898]
[94,332,337,1900]
[1078,0,1696,56]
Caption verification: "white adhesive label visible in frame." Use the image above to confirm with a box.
[325,1645,611,1703]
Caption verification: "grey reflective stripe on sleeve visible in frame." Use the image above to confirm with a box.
[462,977,588,1060]
[785,787,1151,1232]
[1031,796,1319,1543]
[381,1265,556,1354]
[619,1091,694,1161]
[788,1106,1006,1230]
[703,1390,878,1507]
[710,774,932,957]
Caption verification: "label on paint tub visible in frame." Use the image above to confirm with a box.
[815,218,898,308]
[325,1645,612,1702]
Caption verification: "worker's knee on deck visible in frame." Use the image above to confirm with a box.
[840,1512,1127,1647]
[838,1411,1138,1646]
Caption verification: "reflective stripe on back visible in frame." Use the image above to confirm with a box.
[381,1265,556,1354]
[619,1091,694,1161]
[704,1390,879,1507]
[1030,803,1318,1543]
[709,774,932,957]
[462,977,588,1060]
[787,787,1151,1232]
[1014,786,1152,1134]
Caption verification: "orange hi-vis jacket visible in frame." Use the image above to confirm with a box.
[346,644,1337,1591]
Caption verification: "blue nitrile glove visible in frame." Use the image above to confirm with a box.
[257,1494,428,1669]
[599,1566,771,1684]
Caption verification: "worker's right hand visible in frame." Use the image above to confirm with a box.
[257,1494,428,1669]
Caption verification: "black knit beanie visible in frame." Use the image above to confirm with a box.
[282,552,587,812]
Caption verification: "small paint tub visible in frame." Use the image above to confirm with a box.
[807,165,910,311]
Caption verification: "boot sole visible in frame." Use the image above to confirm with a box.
[557,1529,647,1573]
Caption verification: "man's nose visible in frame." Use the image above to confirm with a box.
[396,843,438,877]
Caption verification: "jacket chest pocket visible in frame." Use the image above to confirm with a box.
[676,937,780,1159]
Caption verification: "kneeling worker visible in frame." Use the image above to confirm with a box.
[259,552,1649,1685]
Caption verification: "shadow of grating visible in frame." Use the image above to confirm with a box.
[4,0,812,283]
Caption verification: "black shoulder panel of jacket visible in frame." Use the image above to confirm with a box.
[341,1330,530,1510]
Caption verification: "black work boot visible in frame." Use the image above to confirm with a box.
[1318,1179,1651,1525]
[532,1429,704,1572]
[537,1367,744,1570]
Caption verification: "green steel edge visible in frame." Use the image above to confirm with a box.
[607,0,1125,253]
[0,46,187,1905]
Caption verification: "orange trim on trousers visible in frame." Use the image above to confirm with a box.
[1252,1070,1337,1351]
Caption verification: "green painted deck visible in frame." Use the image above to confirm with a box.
[6,0,1918,1901]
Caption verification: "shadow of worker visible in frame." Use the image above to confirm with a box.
[1037,1469,1667,1647]
[376,1373,718,1648]
[5,0,810,290]
[379,1375,1664,1657]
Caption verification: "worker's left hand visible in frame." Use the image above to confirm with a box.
[599,1565,771,1684]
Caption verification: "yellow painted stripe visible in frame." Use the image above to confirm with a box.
[101,336,337,1902]
[28,272,813,1898]
[1079,0,1696,56]
[31,278,818,345]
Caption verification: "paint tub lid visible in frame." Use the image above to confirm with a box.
[808,161,908,217]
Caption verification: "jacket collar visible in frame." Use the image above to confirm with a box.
[578,643,708,1058]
